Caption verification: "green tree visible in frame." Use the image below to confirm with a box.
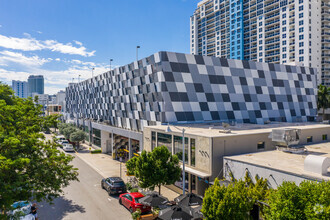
[264,181,330,220]
[126,146,181,195]
[317,84,330,120]
[0,83,78,218]
[62,126,77,140]
[201,172,269,220]
[70,130,86,149]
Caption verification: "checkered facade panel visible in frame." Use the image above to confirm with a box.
[66,51,317,132]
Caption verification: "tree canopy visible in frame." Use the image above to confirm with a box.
[264,181,330,219]
[201,172,269,220]
[317,84,330,120]
[0,82,78,218]
[70,130,86,149]
[126,146,181,195]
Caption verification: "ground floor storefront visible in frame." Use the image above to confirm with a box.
[73,119,143,162]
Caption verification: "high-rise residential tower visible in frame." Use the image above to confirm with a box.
[190,0,329,85]
[28,75,44,97]
[11,80,28,98]
[321,0,330,85]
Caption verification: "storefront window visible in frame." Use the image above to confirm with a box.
[190,174,196,194]
[174,172,189,192]
[190,138,196,167]
[151,131,156,150]
[93,128,101,138]
[174,136,188,163]
[157,133,172,153]
[93,137,101,147]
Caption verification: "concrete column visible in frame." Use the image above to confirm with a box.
[101,130,109,153]
[111,132,114,158]
[128,138,132,159]
[89,121,93,146]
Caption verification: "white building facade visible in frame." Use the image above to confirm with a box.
[191,0,329,85]
[12,80,28,98]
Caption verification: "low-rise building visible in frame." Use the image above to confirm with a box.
[223,141,330,189]
[143,123,330,195]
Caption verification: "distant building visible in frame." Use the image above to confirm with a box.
[32,93,49,107]
[56,90,66,111]
[191,0,329,85]
[28,75,44,97]
[12,80,28,98]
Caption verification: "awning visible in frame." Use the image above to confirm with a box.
[180,165,211,178]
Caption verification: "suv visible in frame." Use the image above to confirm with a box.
[101,177,126,195]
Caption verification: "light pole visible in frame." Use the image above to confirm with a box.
[165,125,186,195]
[72,78,74,83]
[136,46,140,61]
[78,75,81,83]
[110,59,113,71]
[92,67,95,78]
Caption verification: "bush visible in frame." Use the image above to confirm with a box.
[91,149,101,154]
[264,181,330,219]
[132,208,141,220]
[130,188,139,193]
[126,182,132,191]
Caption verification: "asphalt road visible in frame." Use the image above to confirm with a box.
[37,149,132,220]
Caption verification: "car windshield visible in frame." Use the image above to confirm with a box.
[134,197,143,203]
[113,182,125,187]
[66,144,73,147]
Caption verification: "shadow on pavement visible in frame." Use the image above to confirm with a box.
[38,197,86,220]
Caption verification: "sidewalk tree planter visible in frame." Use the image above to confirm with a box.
[126,146,181,195]
[70,130,86,150]
[91,149,101,154]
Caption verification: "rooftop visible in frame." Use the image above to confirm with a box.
[224,142,330,181]
[146,122,330,138]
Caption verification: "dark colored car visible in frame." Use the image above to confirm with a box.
[119,192,151,213]
[101,177,126,195]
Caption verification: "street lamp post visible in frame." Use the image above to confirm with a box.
[136,46,140,61]
[165,125,186,195]
[78,75,81,83]
[92,67,95,78]
[110,59,113,71]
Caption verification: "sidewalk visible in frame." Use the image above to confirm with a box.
[75,142,180,201]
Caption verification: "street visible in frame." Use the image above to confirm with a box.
[38,146,132,220]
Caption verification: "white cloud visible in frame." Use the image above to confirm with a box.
[55,58,61,61]
[0,60,109,94]
[36,31,42,34]
[0,50,51,67]
[0,25,2,28]
[0,34,95,57]
[73,40,83,46]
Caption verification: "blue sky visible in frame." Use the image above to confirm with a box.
[0,0,199,94]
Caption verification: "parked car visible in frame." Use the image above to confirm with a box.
[55,135,66,144]
[8,201,35,220]
[119,192,151,213]
[60,140,69,148]
[63,143,75,152]
[101,177,126,195]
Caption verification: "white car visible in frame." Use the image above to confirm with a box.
[55,135,66,144]
[61,140,69,147]
[63,143,75,152]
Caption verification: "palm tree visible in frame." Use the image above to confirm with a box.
[317,85,330,120]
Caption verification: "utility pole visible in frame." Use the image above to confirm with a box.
[92,68,95,78]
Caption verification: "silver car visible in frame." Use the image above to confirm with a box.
[63,143,75,152]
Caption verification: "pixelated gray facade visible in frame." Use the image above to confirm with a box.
[65,51,317,132]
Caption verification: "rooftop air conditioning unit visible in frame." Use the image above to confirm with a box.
[270,128,304,153]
